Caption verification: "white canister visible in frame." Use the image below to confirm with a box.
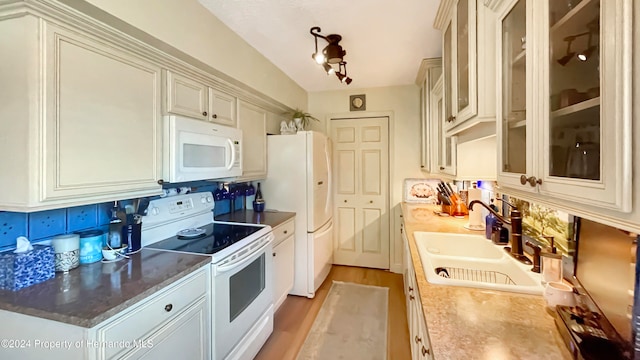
[51,234,80,272]
[543,282,576,309]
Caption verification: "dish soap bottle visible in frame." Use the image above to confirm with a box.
[485,199,499,240]
[108,201,122,248]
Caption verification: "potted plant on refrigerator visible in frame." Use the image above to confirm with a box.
[287,108,319,131]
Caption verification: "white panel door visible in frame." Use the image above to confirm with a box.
[331,117,389,269]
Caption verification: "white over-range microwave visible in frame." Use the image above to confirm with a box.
[163,115,242,183]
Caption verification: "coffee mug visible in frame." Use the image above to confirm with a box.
[544,282,576,309]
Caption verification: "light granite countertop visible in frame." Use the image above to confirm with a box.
[0,249,210,328]
[402,203,572,360]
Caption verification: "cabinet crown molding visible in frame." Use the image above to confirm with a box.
[433,0,455,30]
[415,58,442,85]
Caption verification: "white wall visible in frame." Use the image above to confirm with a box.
[79,0,307,110]
[309,85,424,272]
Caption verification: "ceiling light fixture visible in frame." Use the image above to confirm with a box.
[310,26,351,85]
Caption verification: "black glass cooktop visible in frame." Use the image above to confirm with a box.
[146,222,263,255]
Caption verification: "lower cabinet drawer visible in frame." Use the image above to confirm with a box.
[96,268,209,359]
[273,218,295,247]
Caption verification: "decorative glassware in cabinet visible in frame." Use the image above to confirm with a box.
[548,0,600,180]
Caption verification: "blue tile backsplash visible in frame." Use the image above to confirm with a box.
[66,204,99,233]
[0,180,258,251]
[0,212,28,249]
[27,208,68,241]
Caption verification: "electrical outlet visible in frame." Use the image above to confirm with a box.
[28,209,66,241]
[0,212,28,249]
[67,205,98,232]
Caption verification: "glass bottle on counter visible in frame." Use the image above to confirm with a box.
[108,201,122,248]
[255,182,263,201]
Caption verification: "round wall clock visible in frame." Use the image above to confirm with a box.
[349,94,366,111]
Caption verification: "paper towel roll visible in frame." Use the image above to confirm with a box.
[466,187,484,230]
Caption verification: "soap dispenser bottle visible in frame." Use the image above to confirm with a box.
[485,199,499,240]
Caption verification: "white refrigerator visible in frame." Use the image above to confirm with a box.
[262,131,333,298]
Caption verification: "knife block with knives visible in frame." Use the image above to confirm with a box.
[437,181,468,218]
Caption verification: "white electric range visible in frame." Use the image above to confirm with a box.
[141,192,274,360]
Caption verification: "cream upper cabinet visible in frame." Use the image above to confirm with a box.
[237,100,267,181]
[491,0,633,214]
[0,16,163,211]
[416,58,442,173]
[165,71,208,120]
[208,87,237,127]
[435,0,496,134]
[164,70,237,127]
[431,76,457,177]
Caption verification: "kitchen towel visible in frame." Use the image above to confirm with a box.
[296,281,388,360]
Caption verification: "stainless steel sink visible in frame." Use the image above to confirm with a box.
[414,232,544,295]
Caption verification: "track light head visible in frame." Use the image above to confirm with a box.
[322,62,335,75]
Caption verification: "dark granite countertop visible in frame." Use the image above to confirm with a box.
[215,209,295,228]
[0,249,210,328]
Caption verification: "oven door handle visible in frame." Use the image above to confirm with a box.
[216,235,273,274]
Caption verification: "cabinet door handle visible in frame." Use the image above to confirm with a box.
[157,179,164,185]
[212,114,218,119]
[439,166,445,170]
[273,252,276,257]
[408,286,414,292]
[202,111,208,116]
[369,200,373,204]
[520,175,542,187]
[344,200,347,203]
[409,295,415,300]
[164,304,173,312]
[422,346,430,356]
[415,335,422,344]
[283,230,288,234]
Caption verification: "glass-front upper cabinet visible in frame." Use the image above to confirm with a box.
[497,0,528,190]
[493,0,632,213]
[443,23,453,126]
[437,0,481,130]
[456,0,470,113]
[546,0,600,181]
[540,0,631,212]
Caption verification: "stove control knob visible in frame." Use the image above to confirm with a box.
[206,195,213,203]
[150,207,160,216]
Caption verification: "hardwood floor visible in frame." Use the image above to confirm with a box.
[255,265,411,360]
